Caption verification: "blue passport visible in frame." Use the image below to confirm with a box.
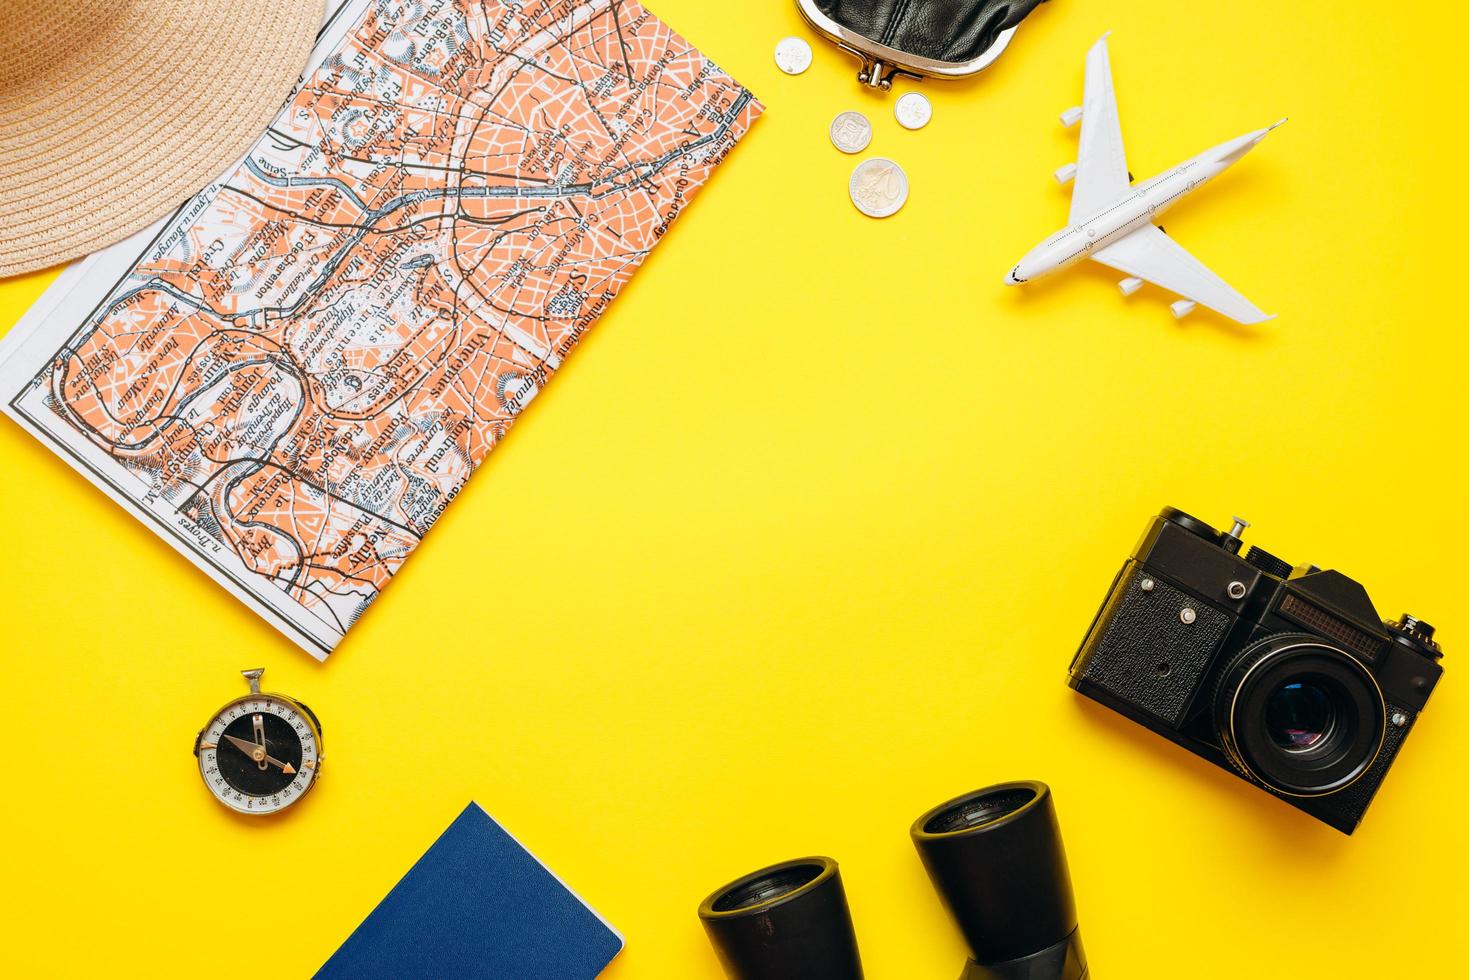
[316,802,623,979]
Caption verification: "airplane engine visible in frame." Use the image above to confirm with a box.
[1170,300,1198,319]
[1118,277,1144,296]
[1054,163,1077,185]
[1060,106,1083,128]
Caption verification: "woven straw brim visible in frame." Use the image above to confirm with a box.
[0,0,326,278]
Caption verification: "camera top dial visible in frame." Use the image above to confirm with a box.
[1159,507,1224,545]
[1388,615,1442,658]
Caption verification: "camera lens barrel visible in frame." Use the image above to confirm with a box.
[912,781,1086,980]
[1216,634,1386,797]
[698,856,864,980]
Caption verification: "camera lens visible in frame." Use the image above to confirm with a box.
[1217,635,1385,797]
[1265,679,1337,752]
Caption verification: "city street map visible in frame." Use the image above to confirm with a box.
[0,0,761,657]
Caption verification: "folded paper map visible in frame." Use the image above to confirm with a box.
[0,0,760,657]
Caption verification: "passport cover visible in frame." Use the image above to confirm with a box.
[315,802,623,979]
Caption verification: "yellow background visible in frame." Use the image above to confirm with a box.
[1,1,1465,976]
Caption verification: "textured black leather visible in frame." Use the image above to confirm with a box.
[814,0,1049,63]
[1075,565,1232,727]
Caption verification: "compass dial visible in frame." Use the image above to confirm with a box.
[196,694,321,815]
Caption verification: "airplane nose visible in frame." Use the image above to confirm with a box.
[1004,264,1024,286]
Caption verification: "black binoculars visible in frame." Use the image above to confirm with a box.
[698,781,1086,980]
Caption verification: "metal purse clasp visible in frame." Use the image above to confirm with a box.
[841,43,923,91]
[797,0,1025,92]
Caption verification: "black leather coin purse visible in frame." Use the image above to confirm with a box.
[797,0,1050,90]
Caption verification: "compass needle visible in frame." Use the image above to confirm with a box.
[223,733,251,755]
[251,713,268,771]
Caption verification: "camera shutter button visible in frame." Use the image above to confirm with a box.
[1221,516,1250,554]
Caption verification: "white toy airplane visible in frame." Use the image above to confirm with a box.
[1004,35,1284,324]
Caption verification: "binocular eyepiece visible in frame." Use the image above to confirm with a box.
[913,781,1086,980]
[698,856,863,980]
[698,781,1085,980]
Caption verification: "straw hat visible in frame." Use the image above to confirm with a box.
[0,0,325,278]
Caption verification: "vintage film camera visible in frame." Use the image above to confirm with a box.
[1069,508,1444,833]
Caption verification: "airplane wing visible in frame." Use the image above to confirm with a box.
[1070,35,1131,223]
[1091,225,1274,325]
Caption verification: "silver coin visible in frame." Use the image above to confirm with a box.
[849,158,909,218]
[895,92,932,130]
[828,111,873,154]
[774,37,813,75]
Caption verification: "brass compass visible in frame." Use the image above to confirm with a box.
[193,669,323,815]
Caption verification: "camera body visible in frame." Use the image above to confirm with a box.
[1069,508,1444,834]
